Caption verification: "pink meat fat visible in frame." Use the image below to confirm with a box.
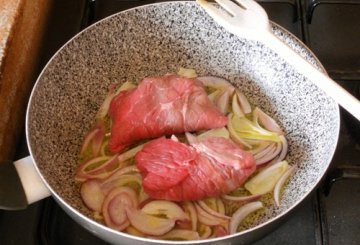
[135,137,256,201]
[108,74,228,153]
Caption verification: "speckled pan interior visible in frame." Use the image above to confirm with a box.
[27,1,339,241]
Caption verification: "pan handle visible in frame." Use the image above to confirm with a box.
[0,156,50,210]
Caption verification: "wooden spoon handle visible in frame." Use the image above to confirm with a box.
[264,32,360,121]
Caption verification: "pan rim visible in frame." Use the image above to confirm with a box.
[25,1,340,244]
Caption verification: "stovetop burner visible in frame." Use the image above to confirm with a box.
[0,0,359,244]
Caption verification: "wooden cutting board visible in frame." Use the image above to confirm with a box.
[0,0,50,160]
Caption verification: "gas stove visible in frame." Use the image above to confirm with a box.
[0,0,359,244]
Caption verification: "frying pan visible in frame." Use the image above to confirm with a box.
[0,2,339,244]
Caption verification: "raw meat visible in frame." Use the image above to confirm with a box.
[135,137,256,201]
[108,74,228,153]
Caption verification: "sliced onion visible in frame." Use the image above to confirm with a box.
[195,203,221,226]
[80,180,104,212]
[244,160,289,195]
[185,132,198,144]
[80,122,105,157]
[254,143,276,160]
[177,67,197,78]
[95,85,117,120]
[92,126,105,157]
[214,87,234,115]
[170,135,179,142]
[93,211,103,220]
[75,155,115,181]
[267,135,289,167]
[221,194,261,203]
[250,141,272,155]
[212,225,228,237]
[96,82,136,120]
[242,138,264,146]
[101,173,142,195]
[108,194,134,225]
[232,93,245,117]
[208,90,221,102]
[197,200,231,220]
[175,219,192,230]
[102,186,138,231]
[194,203,228,227]
[197,127,230,141]
[197,76,233,89]
[216,198,226,215]
[230,113,280,142]
[141,200,189,221]
[138,197,154,209]
[100,138,110,156]
[253,107,283,135]
[150,229,200,240]
[199,225,212,239]
[235,88,252,114]
[200,198,218,211]
[139,188,150,204]
[103,165,139,184]
[274,165,296,206]
[118,143,145,162]
[183,201,197,231]
[227,113,252,149]
[276,135,288,162]
[255,142,282,165]
[229,201,263,234]
[125,207,176,236]
[85,154,120,179]
[125,226,146,237]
